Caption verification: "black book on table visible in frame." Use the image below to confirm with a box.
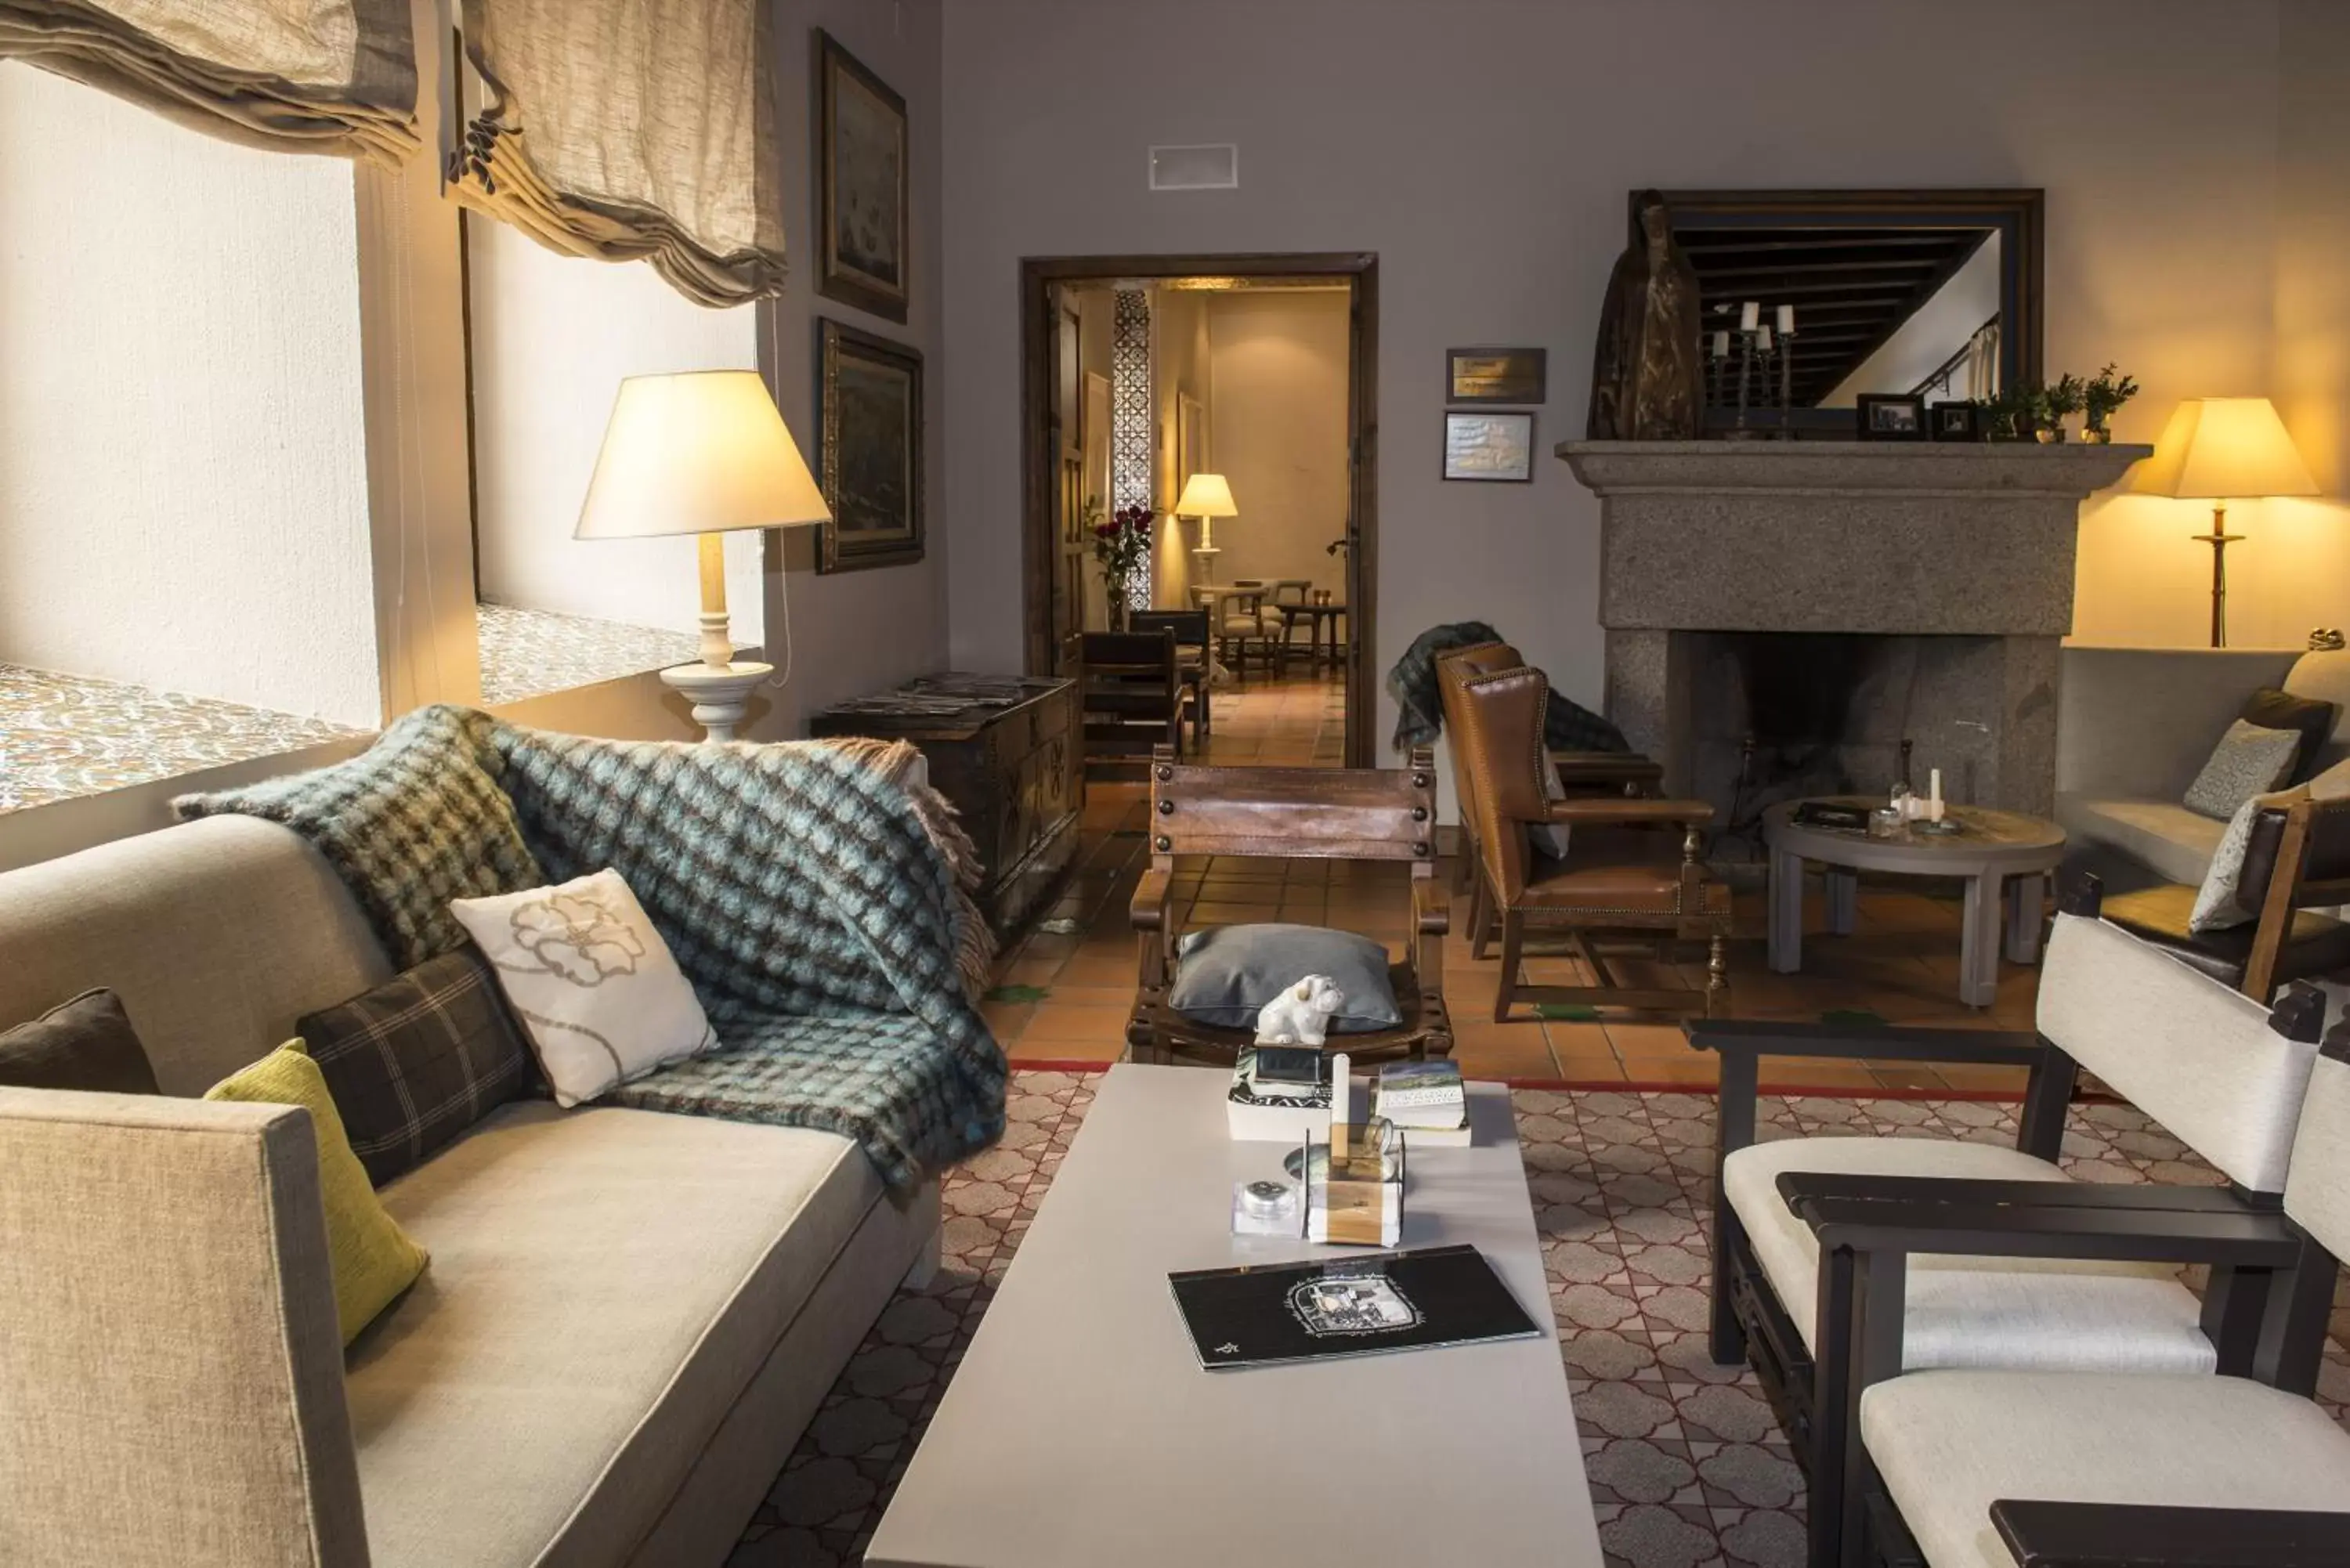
[1169,1244,1543,1371]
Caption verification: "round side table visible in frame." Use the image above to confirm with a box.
[1764,797,2067,1008]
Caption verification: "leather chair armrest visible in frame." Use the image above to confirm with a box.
[1411,876,1449,936]
[1130,865,1173,933]
[1548,753,1665,787]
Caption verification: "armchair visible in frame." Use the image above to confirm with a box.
[1452,662,1728,1019]
[1125,745,1452,1066]
[1078,629,1191,781]
[1781,1015,2350,1566]
[1690,882,2334,1568]
[1130,609,1213,744]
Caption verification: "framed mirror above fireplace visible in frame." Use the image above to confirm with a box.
[1645,188,2044,439]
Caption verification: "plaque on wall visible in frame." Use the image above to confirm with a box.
[1447,346,1547,405]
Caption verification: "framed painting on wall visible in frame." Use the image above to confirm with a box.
[814,29,909,323]
[817,318,925,572]
[1446,347,1546,405]
[1176,392,1206,496]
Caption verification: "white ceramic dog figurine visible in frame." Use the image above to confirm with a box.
[1254,974,1347,1046]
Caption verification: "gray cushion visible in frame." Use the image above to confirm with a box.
[1170,923,1401,1033]
[0,988,158,1095]
[2285,648,2350,774]
[2053,793,2229,887]
[351,1103,878,1568]
[2182,719,2301,820]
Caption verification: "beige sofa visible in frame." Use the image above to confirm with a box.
[0,815,940,1568]
[2055,645,2350,890]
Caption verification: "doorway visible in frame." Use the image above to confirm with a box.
[1019,254,1378,768]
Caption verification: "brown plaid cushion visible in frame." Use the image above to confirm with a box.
[299,948,537,1187]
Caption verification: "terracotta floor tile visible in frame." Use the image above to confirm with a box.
[1004,1035,1123,1064]
[1018,1003,1133,1046]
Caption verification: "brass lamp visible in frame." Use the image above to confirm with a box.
[2132,397,2319,648]
[577,370,831,739]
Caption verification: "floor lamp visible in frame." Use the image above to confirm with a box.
[2132,397,2319,649]
[1175,471,1238,587]
[577,370,833,739]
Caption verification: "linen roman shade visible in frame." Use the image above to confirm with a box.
[0,0,418,162]
[451,0,786,306]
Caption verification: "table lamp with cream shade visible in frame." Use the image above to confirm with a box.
[2132,396,2319,648]
[1174,471,1238,586]
[577,370,832,739]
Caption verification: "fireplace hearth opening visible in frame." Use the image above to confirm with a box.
[1687,630,2003,860]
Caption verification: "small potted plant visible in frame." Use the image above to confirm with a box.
[2081,363,2139,444]
[1978,385,2030,442]
[1089,500,1153,631]
[2035,374,2085,443]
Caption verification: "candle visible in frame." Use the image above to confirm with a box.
[1929,768,1942,807]
[1712,330,1730,359]
[1755,325,1773,352]
[1777,303,1796,335]
[1739,301,1760,333]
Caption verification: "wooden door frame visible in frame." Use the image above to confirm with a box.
[1019,252,1379,768]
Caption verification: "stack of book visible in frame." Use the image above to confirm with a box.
[1374,1060,1470,1146]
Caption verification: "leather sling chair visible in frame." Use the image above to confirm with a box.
[1452,662,1730,1020]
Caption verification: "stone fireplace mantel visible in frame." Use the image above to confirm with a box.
[1556,440,2150,822]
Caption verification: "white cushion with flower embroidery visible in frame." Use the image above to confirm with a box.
[449,869,716,1107]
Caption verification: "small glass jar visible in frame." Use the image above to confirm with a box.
[1868,807,1904,839]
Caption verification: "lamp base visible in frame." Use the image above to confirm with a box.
[660,659,774,742]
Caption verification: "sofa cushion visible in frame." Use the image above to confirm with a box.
[348,1102,879,1568]
[206,1042,430,1346]
[2052,793,2229,887]
[2107,880,2350,989]
[2240,685,2338,782]
[2284,648,2350,774]
[1863,1370,2350,1568]
[0,988,158,1094]
[2182,718,2301,820]
[1723,1134,2212,1374]
[299,950,538,1187]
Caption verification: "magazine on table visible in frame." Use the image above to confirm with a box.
[1169,1244,1542,1371]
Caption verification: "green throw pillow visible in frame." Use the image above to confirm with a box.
[206,1041,428,1345]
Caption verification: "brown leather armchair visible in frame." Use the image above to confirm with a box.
[2101,790,2350,999]
[1434,641,1664,952]
[1453,663,1731,1020]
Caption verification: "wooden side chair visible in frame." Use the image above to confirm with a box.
[1690,884,2334,1568]
[1130,609,1213,745]
[1821,1017,2350,1568]
[1210,581,1272,681]
[1125,745,1452,1066]
[2099,789,2350,999]
[1452,662,1728,1019]
[1079,630,1189,781]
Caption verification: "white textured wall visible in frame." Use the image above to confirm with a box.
[0,64,380,725]
[467,221,767,645]
[1206,291,1350,594]
[942,0,2290,730]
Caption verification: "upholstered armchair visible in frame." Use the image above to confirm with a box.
[1451,662,1729,1020]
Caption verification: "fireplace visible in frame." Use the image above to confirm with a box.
[1556,440,2148,847]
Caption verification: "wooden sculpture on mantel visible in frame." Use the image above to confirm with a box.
[1587,189,1704,440]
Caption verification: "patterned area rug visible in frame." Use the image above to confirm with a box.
[728,1072,2350,1568]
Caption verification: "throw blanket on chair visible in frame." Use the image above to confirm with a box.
[179,706,1005,1190]
[1386,620,1630,755]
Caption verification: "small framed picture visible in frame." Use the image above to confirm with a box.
[1855,393,1928,441]
[1446,347,1546,405]
[1443,411,1535,482]
[1929,400,1981,443]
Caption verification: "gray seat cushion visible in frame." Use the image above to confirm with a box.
[349,1103,880,1568]
[1170,923,1401,1033]
[1723,1135,2211,1373]
[2053,793,2230,887]
[1864,1369,2350,1568]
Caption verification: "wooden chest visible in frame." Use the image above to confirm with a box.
[808,674,1082,938]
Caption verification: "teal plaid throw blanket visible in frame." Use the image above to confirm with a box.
[179,706,1004,1189]
[1386,620,1629,756]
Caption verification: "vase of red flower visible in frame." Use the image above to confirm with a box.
[1089,500,1154,632]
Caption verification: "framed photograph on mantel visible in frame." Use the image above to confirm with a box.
[818,318,925,573]
[1442,411,1535,482]
[1446,347,1546,404]
[814,29,909,323]
[1855,393,1929,441]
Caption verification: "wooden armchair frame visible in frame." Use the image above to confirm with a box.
[1124,745,1452,1067]
[1130,609,1213,743]
[1079,630,1190,781]
[1690,878,2337,1568]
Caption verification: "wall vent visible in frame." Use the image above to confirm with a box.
[1148,144,1238,191]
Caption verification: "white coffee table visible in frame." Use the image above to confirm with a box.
[866,1064,1603,1568]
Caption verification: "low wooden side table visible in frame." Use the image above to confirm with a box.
[1764,797,2067,1008]
[1273,601,1347,674]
